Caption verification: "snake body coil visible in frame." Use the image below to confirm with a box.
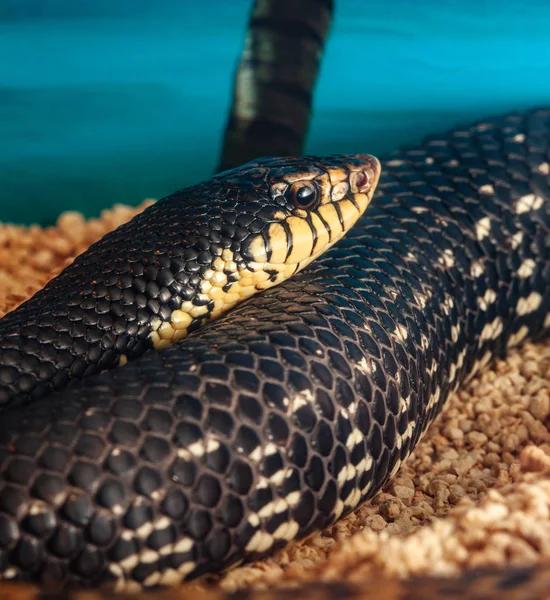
[0,108,549,593]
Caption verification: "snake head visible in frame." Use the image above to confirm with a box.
[217,154,381,296]
[151,154,380,345]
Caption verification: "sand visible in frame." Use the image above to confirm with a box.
[1,203,549,594]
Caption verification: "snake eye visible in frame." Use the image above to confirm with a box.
[288,181,320,210]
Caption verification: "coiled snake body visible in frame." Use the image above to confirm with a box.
[0,108,550,597]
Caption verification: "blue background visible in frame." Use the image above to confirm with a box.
[2,0,550,225]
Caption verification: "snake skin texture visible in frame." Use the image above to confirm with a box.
[0,108,550,594]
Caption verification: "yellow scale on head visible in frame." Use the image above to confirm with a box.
[146,154,381,353]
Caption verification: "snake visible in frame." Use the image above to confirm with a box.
[0,107,550,599]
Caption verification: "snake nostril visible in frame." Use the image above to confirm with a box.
[353,170,370,193]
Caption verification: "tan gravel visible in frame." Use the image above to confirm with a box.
[1,203,550,594]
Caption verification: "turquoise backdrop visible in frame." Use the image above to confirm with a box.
[2,0,550,224]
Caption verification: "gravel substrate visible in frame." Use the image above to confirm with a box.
[1,203,549,593]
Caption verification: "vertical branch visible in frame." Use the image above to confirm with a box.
[217,0,335,172]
